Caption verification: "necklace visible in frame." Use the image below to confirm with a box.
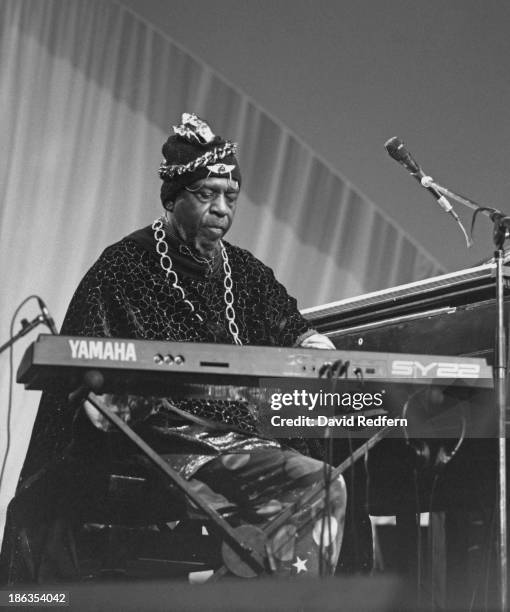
[152,217,242,345]
[178,243,216,276]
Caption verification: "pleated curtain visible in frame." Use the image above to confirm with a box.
[0,0,444,537]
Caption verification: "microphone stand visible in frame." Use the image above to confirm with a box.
[0,315,52,355]
[421,176,508,612]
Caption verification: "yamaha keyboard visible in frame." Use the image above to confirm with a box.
[17,334,493,395]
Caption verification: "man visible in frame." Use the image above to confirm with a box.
[4,113,346,581]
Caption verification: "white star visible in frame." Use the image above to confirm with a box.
[292,556,308,574]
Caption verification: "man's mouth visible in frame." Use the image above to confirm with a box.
[203,226,225,236]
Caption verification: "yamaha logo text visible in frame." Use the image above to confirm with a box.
[68,339,137,362]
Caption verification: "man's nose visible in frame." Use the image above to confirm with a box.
[210,193,230,215]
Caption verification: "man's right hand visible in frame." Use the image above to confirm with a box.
[83,393,133,431]
[82,393,154,431]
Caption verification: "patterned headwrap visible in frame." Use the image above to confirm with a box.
[159,113,241,205]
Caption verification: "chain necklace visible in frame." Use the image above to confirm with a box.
[152,217,242,345]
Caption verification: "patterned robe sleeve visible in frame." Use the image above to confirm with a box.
[19,248,146,481]
[256,256,313,347]
[61,246,131,338]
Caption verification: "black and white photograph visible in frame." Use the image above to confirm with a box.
[0,1,509,610]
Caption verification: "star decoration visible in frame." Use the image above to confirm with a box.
[292,556,308,574]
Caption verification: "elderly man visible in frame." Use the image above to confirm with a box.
[5,113,346,581]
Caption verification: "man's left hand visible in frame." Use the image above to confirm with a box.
[300,333,335,350]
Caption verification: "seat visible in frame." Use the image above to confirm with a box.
[1,443,223,584]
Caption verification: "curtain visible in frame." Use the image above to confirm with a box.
[0,0,444,539]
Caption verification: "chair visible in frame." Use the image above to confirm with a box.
[1,442,222,584]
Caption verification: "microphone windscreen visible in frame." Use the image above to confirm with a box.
[83,369,104,393]
[384,136,405,159]
[384,136,420,173]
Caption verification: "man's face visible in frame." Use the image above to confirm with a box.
[166,177,239,256]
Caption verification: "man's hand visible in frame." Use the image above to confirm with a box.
[300,333,335,350]
[82,394,156,431]
[83,393,131,431]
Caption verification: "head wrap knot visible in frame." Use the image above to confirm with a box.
[159,113,241,206]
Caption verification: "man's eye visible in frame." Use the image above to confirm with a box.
[196,190,214,201]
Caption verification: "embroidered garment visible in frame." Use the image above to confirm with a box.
[2,225,348,582]
[20,226,313,481]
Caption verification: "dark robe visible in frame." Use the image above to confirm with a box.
[19,225,314,482]
[1,225,320,583]
[21,222,311,481]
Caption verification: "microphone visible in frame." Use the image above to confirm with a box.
[384,137,453,213]
[37,298,59,335]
